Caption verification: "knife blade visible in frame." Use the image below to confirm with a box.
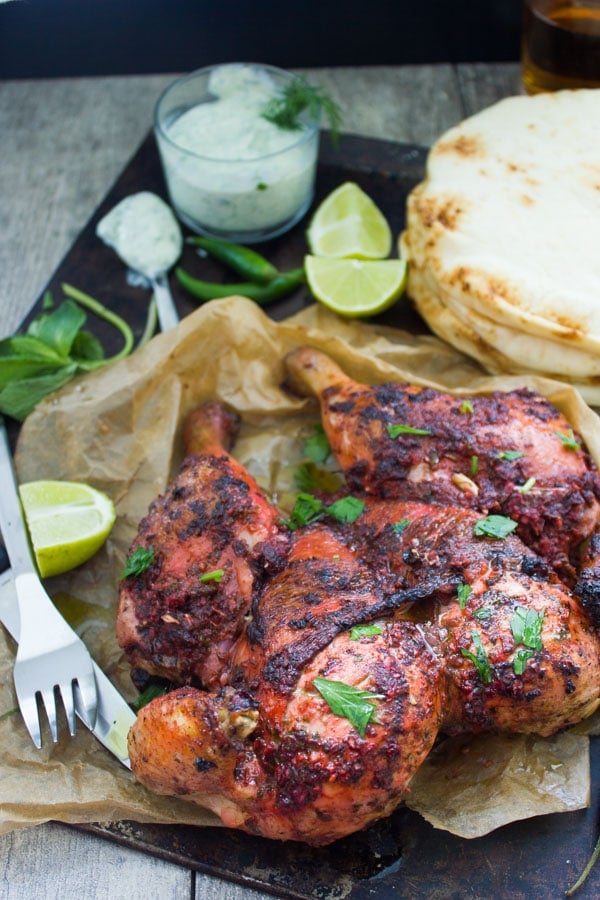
[0,565,135,769]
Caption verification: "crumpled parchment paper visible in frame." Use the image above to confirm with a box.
[1,296,598,840]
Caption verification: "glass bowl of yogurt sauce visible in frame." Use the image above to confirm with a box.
[154,63,321,243]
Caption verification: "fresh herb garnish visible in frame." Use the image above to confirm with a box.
[262,80,342,143]
[327,495,365,524]
[473,515,518,540]
[393,518,410,534]
[132,683,169,711]
[513,648,534,676]
[387,423,432,438]
[121,545,155,579]
[293,461,342,494]
[474,607,492,621]
[256,182,268,191]
[303,424,331,464]
[350,624,383,641]
[555,428,581,451]
[0,284,146,421]
[313,676,382,737]
[457,583,472,609]
[200,569,225,583]
[283,492,364,529]
[470,455,479,476]
[460,632,492,684]
[496,450,524,461]
[518,477,536,494]
[510,606,544,650]
[459,399,474,414]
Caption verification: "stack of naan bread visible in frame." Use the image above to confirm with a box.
[400,89,600,405]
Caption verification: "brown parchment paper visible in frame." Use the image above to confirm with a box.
[1,296,599,839]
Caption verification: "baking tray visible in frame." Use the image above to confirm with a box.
[13,131,600,898]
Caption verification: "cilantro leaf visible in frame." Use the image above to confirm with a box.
[313,677,382,737]
[473,515,518,540]
[459,399,474,414]
[326,495,365,524]
[460,632,492,684]
[132,683,169,711]
[387,423,432,438]
[349,624,383,641]
[200,569,225,583]
[121,545,155,579]
[303,424,331,464]
[393,518,410,534]
[457,583,472,609]
[510,606,544,650]
[555,428,581,451]
[513,648,534,676]
[496,450,524,461]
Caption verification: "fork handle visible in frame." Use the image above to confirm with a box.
[0,418,36,578]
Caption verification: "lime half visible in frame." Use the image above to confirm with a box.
[306,182,392,259]
[305,255,408,318]
[19,480,116,578]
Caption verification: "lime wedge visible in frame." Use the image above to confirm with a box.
[305,255,408,318]
[19,480,116,578]
[306,182,392,259]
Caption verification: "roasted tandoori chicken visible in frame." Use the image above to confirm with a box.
[120,347,600,846]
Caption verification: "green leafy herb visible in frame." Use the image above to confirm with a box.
[303,424,331,464]
[457,583,472,609]
[350,624,383,641]
[256,182,268,191]
[283,492,364,529]
[262,80,342,143]
[473,515,518,540]
[313,676,382,737]
[496,450,524,461]
[200,569,225,583]
[555,428,581,451]
[518,477,536,494]
[459,399,474,414]
[393,518,410,534]
[293,461,342,494]
[283,493,325,530]
[460,632,492,684]
[387,423,432,438]
[0,284,147,421]
[132,684,169,711]
[326,495,365,524]
[470,455,479,476]
[513,648,534,676]
[511,606,544,650]
[473,607,492,621]
[121,545,155,579]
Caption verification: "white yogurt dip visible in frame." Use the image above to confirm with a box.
[96,191,182,278]
[154,64,320,241]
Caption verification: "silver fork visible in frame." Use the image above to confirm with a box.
[0,417,98,747]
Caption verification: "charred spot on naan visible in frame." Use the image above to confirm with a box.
[432,133,486,160]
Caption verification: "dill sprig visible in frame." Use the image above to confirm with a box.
[262,81,342,143]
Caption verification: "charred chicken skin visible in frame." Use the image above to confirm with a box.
[123,351,600,847]
[117,402,282,688]
[284,346,600,584]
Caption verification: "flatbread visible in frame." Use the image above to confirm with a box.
[400,89,600,403]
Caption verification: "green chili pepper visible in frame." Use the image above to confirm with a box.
[175,266,305,307]
[187,236,279,284]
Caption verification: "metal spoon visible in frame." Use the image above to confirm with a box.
[96,191,182,332]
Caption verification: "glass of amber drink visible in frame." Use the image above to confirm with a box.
[522,0,600,93]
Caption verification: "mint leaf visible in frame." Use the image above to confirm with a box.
[473,515,518,540]
[313,677,382,737]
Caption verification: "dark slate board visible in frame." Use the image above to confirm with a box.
[16,131,600,899]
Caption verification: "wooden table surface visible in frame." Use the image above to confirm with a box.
[0,63,523,899]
